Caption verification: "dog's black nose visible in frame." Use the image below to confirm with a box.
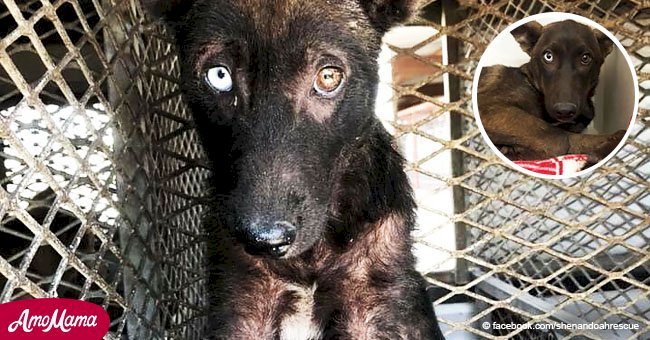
[553,103,577,119]
[241,221,296,257]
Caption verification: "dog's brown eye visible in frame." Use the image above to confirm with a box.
[543,50,553,63]
[314,66,344,96]
[580,53,592,64]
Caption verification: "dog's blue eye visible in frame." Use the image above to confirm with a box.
[205,66,233,92]
[543,50,553,63]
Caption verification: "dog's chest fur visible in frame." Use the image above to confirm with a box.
[279,283,321,340]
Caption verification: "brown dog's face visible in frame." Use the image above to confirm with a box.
[512,20,613,123]
[145,0,419,258]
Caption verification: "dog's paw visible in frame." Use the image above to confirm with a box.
[586,129,626,165]
[610,129,627,142]
[498,145,515,157]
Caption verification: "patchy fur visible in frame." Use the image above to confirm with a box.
[145,0,444,338]
[280,283,321,340]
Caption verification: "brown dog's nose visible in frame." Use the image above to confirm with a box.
[553,103,577,120]
[241,221,296,257]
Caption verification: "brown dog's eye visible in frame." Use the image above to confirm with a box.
[314,66,344,97]
[580,53,592,64]
[543,50,553,63]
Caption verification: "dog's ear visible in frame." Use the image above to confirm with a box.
[141,0,193,24]
[511,21,543,55]
[593,29,614,57]
[359,0,421,33]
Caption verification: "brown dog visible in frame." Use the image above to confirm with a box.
[144,0,445,338]
[477,20,626,163]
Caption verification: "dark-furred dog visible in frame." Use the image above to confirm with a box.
[477,20,626,162]
[145,0,444,338]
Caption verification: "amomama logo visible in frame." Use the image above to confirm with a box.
[0,298,110,340]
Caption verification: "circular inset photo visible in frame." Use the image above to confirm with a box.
[472,12,638,178]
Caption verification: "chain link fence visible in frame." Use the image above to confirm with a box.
[0,0,647,339]
[0,0,206,338]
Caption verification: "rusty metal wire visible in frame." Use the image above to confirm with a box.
[0,0,647,339]
[402,0,649,339]
[0,0,207,338]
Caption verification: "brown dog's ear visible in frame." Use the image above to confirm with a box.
[511,21,543,55]
[359,0,421,33]
[141,0,193,23]
[593,29,614,57]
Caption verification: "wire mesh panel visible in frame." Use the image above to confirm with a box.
[396,0,649,339]
[0,0,647,339]
[0,0,207,338]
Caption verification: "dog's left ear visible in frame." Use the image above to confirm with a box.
[593,29,614,57]
[511,21,543,55]
[359,0,421,33]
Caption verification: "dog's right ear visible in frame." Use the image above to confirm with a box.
[593,29,614,57]
[141,0,193,24]
[511,21,543,55]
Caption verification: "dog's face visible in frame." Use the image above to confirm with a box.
[146,0,418,258]
[513,20,613,123]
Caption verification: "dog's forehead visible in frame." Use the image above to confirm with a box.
[184,0,381,61]
[236,0,358,18]
[538,21,598,50]
[185,0,382,71]
[230,0,373,38]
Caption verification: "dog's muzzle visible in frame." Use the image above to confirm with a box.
[239,220,297,257]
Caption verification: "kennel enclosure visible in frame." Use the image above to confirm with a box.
[0,0,648,339]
